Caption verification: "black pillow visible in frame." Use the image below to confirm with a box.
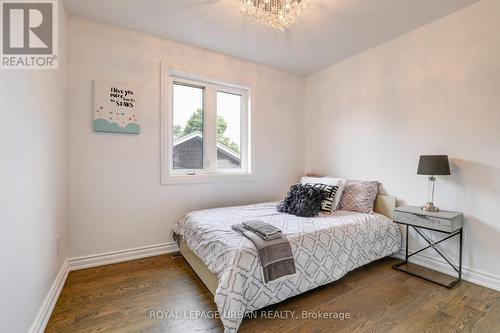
[278,184,323,217]
[303,183,338,213]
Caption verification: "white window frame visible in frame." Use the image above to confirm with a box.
[161,65,254,184]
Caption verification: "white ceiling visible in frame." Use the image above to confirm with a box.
[62,0,479,75]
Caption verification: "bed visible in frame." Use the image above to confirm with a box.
[173,195,401,332]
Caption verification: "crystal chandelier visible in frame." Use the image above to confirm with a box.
[240,0,312,31]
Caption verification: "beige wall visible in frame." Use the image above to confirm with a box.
[66,16,305,257]
[305,0,500,285]
[0,1,67,332]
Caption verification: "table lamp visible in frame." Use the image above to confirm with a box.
[417,155,451,212]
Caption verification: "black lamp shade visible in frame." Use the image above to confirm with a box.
[417,155,451,175]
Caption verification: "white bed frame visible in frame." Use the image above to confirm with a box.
[179,195,396,295]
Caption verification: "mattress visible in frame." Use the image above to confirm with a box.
[173,202,401,332]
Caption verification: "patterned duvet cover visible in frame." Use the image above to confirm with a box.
[173,202,401,332]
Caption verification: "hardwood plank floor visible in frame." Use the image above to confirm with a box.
[46,255,500,332]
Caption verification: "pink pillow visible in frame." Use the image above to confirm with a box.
[339,181,378,214]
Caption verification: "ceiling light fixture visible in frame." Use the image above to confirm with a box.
[240,0,313,31]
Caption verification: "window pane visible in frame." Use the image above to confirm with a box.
[172,83,204,170]
[216,91,241,169]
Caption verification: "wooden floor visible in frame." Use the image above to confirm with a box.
[46,255,500,333]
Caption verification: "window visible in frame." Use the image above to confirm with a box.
[172,83,205,170]
[162,68,252,184]
[216,91,242,169]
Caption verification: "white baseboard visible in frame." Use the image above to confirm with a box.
[394,250,500,292]
[67,242,179,271]
[28,261,69,333]
[29,242,179,333]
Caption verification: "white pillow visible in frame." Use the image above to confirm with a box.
[300,176,347,211]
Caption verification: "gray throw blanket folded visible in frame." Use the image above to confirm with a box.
[242,219,282,240]
[232,223,296,284]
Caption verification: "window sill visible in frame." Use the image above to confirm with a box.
[161,172,256,185]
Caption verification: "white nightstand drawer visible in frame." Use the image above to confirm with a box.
[393,209,462,233]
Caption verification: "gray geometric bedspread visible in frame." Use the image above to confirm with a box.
[173,202,401,332]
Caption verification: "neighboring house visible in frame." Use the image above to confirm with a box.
[173,131,240,169]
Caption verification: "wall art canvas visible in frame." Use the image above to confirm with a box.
[93,80,140,134]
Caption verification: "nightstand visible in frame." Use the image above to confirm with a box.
[392,206,463,288]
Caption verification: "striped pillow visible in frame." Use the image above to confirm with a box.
[300,176,347,210]
[304,183,338,213]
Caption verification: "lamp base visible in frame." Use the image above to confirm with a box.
[421,202,439,212]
